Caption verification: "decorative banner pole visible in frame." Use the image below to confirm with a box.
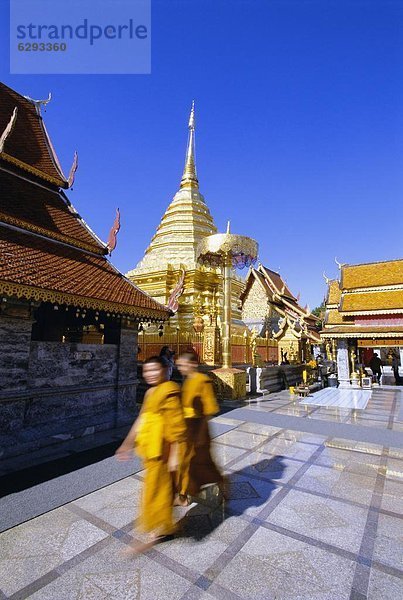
[222,249,232,369]
[197,222,258,399]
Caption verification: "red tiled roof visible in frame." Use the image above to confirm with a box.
[0,170,105,254]
[0,82,67,187]
[259,265,296,299]
[0,225,170,318]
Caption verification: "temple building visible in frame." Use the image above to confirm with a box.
[241,264,321,363]
[321,259,403,386]
[0,82,169,460]
[126,103,245,356]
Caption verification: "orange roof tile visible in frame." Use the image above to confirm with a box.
[259,265,296,299]
[0,170,105,254]
[341,259,403,290]
[325,308,349,325]
[0,225,170,319]
[0,82,68,187]
[327,279,341,305]
[340,289,403,313]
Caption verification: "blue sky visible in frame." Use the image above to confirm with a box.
[1,0,402,308]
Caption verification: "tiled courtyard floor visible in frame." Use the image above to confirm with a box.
[0,388,402,599]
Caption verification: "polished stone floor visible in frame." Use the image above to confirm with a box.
[0,387,402,599]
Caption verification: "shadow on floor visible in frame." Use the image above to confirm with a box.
[177,456,286,541]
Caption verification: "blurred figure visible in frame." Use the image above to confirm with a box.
[176,352,225,505]
[369,352,383,384]
[159,345,175,380]
[391,353,400,384]
[116,356,186,554]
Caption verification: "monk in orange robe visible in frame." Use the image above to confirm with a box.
[116,356,186,554]
[176,352,225,504]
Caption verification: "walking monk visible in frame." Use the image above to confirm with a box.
[176,352,225,505]
[115,356,186,554]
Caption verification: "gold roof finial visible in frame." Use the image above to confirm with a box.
[180,100,199,189]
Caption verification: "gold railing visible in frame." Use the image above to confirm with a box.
[138,330,278,364]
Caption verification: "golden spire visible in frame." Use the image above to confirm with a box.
[180,101,199,189]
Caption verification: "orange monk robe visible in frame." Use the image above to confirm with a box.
[179,372,223,497]
[135,381,186,535]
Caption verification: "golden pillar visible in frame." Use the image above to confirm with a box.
[222,251,232,369]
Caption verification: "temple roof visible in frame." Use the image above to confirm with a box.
[0,82,171,320]
[324,308,349,325]
[340,289,403,314]
[321,325,403,338]
[259,265,295,300]
[0,170,105,255]
[326,279,341,305]
[0,224,169,319]
[341,259,403,290]
[0,82,69,188]
[241,264,320,333]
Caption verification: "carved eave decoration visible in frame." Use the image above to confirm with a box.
[0,151,68,189]
[0,106,18,153]
[0,279,171,320]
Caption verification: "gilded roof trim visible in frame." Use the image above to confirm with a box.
[341,309,403,316]
[0,279,170,320]
[0,212,106,255]
[1,152,68,188]
[321,330,403,339]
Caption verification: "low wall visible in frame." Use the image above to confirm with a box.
[258,364,305,393]
[0,337,138,460]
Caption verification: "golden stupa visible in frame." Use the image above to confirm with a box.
[126,103,245,340]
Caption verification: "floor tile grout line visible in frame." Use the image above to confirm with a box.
[371,559,403,580]
[65,502,117,534]
[6,536,112,600]
[226,406,403,450]
[259,520,360,563]
[222,422,311,471]
[192,579,245,600]
[197,441,330,590]
[348,448,390,600]
[66,496,229,589]
[224,459,390,516]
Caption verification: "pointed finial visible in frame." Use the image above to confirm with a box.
[226,220,231,234]
[188,100,195,129]
[335,257,345,270]
[323,272,330,284]
[180,101,198,189]
[23,92,52,114]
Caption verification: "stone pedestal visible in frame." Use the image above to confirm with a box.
[351,375,361,389]
[337,339,350,388]
[211,367,246,400]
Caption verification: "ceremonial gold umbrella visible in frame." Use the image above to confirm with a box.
[197,223,258,369]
